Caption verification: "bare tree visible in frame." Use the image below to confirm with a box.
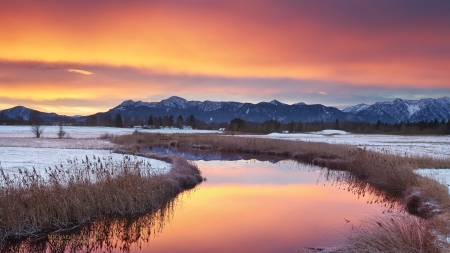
[30,124,45,138]
[57,123,66,139]
[29,110,45,138]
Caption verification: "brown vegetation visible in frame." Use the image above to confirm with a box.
[114,132,450,252]
[0,196,177,253]
[0,153,202,242]
[330,214,442,253]
[113,132,450,202]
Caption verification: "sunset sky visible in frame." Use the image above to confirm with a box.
[1,0,449,116]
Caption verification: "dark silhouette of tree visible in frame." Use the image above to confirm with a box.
[229,118,245,131]
[176,115,184,128]
[334,119,340,130]
[29,111,44,138]
[287,120,295,133]
[115,114,123,128]
[187,114,197,129]
[148,115,154,126]
[133,115,141,127]
[57,122,66,139]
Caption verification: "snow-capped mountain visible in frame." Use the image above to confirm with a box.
[0,106,72,122]
[2,96,448,125]
[0,106,33,121]
[343,97,450,123]
[103,96,359,123]
[342,104,370,114]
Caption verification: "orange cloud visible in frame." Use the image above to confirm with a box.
[68,69,92,75]
[1,1,449,114]
[1,1,449,87]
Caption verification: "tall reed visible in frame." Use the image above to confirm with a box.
[0,153,202,242]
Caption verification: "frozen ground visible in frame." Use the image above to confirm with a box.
[238,130,450,159]
[0,137,114,149]
[0,125,221,139]
[415,169,450,193]
[0,147,171,175]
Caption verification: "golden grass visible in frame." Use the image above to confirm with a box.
[0,153,202,242]
[1,198,176,252]
[114,132,450,251]
[330,214,444,253]
[113,132,450,200]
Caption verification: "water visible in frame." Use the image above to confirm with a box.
[2,159,404,253]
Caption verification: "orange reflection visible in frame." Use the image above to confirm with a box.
[1,1,449,87]
[139,183,387,253]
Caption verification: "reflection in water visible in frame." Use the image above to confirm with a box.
[0,200,177,253]
[1,159,406,253]
[318,169,403,213]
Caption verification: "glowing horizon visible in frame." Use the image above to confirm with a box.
[1,1,449,115]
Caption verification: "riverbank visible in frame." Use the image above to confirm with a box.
[0,153,202,243]
[113,132,450,251]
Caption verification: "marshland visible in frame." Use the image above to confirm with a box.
[0,125,449,252]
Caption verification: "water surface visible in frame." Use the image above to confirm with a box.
[3,159,403,253]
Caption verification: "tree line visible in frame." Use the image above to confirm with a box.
[228,118,450,135]
[2,110,450,135]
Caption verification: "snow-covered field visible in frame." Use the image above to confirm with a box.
[0,125,221,139]
[415,169,450,193]
[0,147,171,175]
[0,126,183,176]
[1,126,449,190]
[240,130,450,159]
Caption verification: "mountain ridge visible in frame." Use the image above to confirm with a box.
[1,96,449,124]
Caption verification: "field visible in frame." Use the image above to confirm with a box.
[0,125,449,251]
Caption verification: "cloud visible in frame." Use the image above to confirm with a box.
[68,69,93,75]
[1,60,449,115]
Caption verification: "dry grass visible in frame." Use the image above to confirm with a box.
[0,153,202,242]
[115,132,450,251]
[113,132,450,198]
[329,214,444,253]
[1,198,177,253]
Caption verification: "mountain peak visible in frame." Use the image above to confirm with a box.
[161,96,188,108]
[166,96,187,102]
[119,100,136,107]
[269,99,284,105]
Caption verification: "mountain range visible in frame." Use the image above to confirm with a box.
[1,96,449,124]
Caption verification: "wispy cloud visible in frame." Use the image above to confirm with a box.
[68,69,93,75]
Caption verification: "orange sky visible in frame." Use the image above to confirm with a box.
[1,1,449,115]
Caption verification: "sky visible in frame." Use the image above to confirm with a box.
[1,0,449,116]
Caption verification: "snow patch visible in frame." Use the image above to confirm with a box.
[0,147,171,175]
[415,168,450,193]
[0,126,221,139]
[407,104,420,116]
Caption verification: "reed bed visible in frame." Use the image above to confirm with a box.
[113,132,450,210]
[330,214,442,253]
[115,132,450,251]
[0,153,202,242]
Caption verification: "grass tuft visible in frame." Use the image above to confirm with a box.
[0,153,202,242]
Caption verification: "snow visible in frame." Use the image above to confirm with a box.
[407,104,420,116]
[0,138,114,149]
[0,126,221,138]
[342,103,369,114]
[239,130,450,159]
[0,147,171,175]
[415,169,450,193]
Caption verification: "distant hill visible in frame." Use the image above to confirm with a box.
[1,96,449,125]
[343,97,450,123]
[0,106,73,124]
[96,96,360,123]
